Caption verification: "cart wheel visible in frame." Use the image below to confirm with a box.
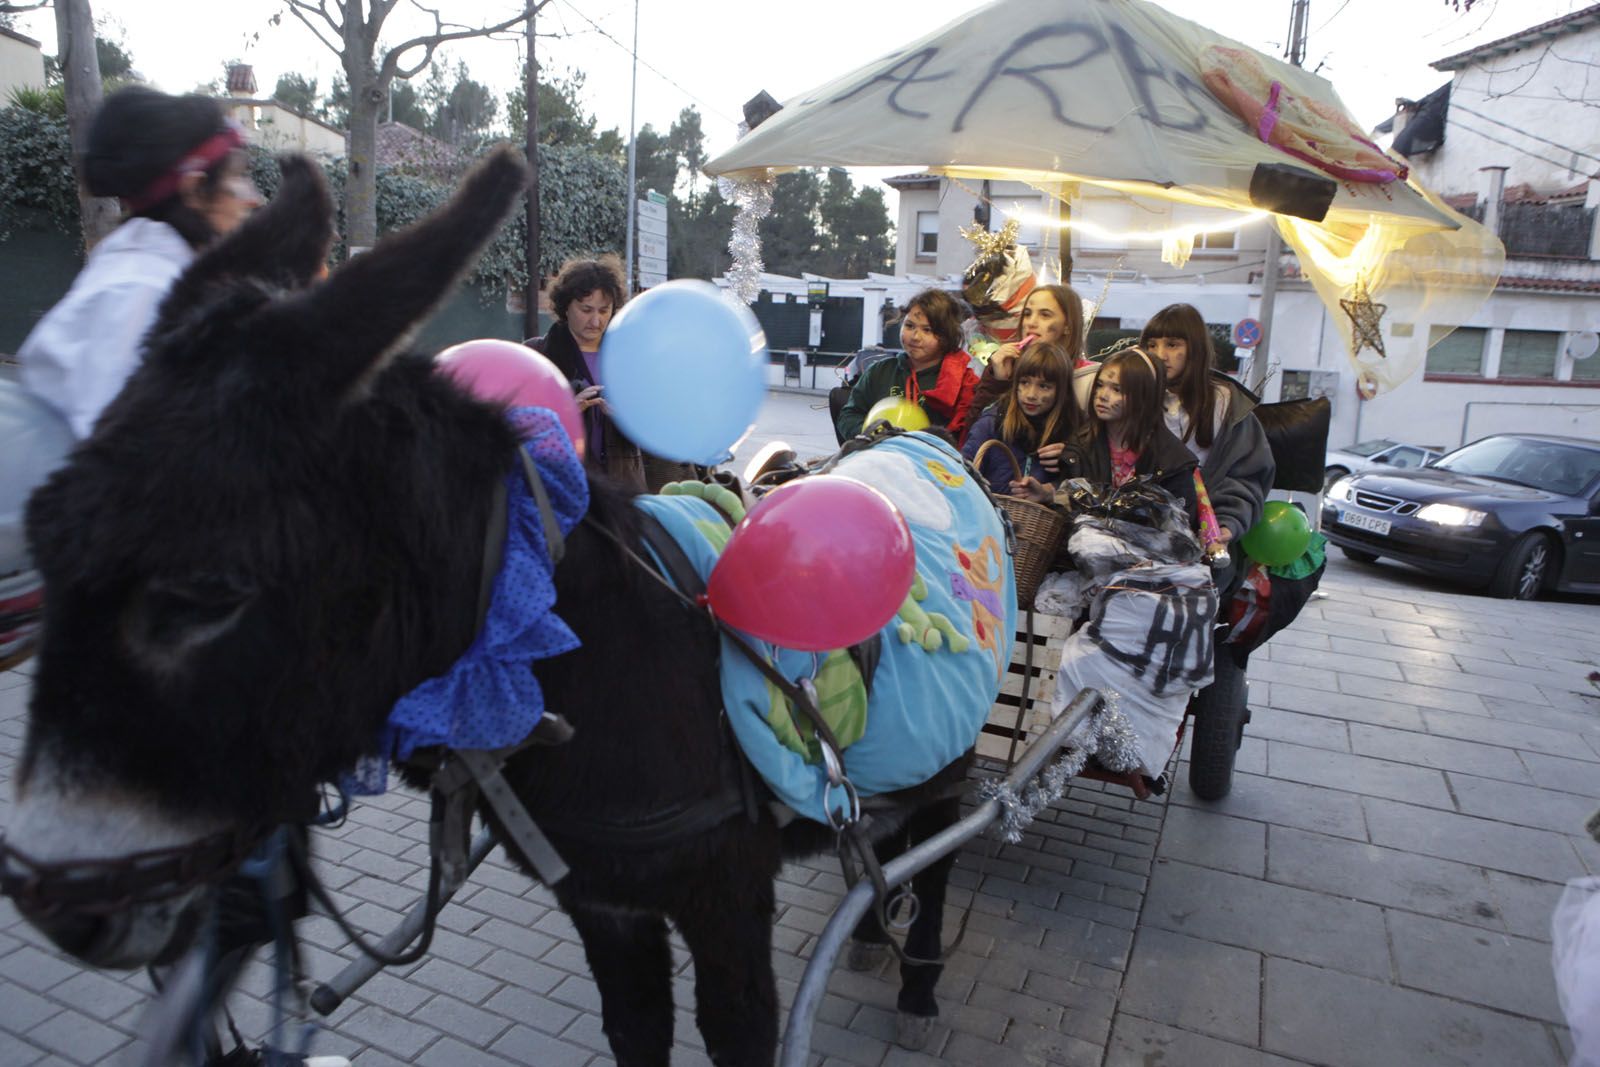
[1189,652,1250,801]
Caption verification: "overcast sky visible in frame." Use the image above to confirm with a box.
[10,0,1589,188]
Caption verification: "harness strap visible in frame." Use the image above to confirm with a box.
[516,446,565,566]
[435,749,570,886]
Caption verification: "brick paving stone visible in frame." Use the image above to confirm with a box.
[1106,1013,1310,1066]
[1168,770,1368,841]
[1268,738,1458,810]
[559,1011,613,1055]
[1266,825,1503,931]
[1261,956,1560,1067]
[1268,681,1427,731]
[414,991,514,1047]
[1154,803,1267,878]
[1423,708,1600,762]
[1144,859,1390,978]
[1386,910,1564,1022]
[414,1037,520,1067]
[1364,796,1588,882]
[337,1004,439,1061]
[1484,870,1569,942]
[1120,926,1261,1045]
[0,980,62,1032]
[24,1010,126,1065]
[1351,722,1536,783]
[1448,770,1597,836]
[487,1024,593,1067]
[483,984,581,1036]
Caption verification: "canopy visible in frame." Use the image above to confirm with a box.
[704,0,1504,397]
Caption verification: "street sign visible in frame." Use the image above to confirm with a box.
[638,234,668,262]
[636,197,669,290]
[1232,317,1263,349]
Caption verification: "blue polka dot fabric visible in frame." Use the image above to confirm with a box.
[343,407,589,795]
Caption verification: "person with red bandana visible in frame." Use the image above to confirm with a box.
[19,87,262,439]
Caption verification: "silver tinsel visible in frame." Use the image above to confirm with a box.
[718,167,774,305]
[979,690,1144,843]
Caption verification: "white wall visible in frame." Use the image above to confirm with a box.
[226,101,346,160]
[0,30,45,105]
[1409,21,1600,196]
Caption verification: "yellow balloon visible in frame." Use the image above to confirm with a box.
[865,397,930,432]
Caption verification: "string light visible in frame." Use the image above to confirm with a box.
[993,201,1273,245]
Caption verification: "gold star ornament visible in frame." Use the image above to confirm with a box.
[1340,279,1388,359]
[960,218,1020,257]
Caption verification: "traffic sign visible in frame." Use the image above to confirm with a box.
[1232,318,1263,349]
[637,198,667,224]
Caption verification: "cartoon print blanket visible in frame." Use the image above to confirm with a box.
[634,432,1016,824]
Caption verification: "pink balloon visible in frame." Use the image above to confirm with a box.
[435,339,584,457]
[707,476,915,652]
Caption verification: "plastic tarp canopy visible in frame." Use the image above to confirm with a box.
[704,0,1503,397]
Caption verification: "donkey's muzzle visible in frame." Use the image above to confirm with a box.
[17,887,209,969]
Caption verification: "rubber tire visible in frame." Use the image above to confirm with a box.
[1488,532,1554,601]
[1189,652,1250,801]
[1341,546,1380,564]
[1323,465,1350,492]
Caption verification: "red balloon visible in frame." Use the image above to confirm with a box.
[435,339,584,457]
[707,476,916,651]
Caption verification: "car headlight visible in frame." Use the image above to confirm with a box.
[1326,478,1354,502]
[1416,503,1487,527]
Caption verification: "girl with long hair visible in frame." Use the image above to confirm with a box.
[1014,347,1199,524]
[1140,304,1274,585]
[960,341,1077,494]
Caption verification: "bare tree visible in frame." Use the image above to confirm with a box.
[282,1,546,251]
[53,0,118,248]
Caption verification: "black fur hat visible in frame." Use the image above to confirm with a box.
[81,86,229,200]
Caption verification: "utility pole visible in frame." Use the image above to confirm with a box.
[523,7,541,341]
[623,0,640,295]
[1249,0,1311,391]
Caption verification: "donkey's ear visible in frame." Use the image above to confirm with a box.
[277,146,529,397]
[157,154,334,323]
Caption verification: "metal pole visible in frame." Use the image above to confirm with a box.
[778,687,1105,1067]
[623,0,640,295]
[524,6,541,340]
[1251,0,1310,392]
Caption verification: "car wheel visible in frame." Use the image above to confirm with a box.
[1323,466,1349,492]
[1489,532,1555,600]
[1341,547,1380,564]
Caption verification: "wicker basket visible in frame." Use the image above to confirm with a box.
[972,440,1067,606]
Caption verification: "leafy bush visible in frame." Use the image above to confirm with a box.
[0,107,78,238]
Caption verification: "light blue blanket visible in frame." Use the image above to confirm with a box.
[636,432,1016,824]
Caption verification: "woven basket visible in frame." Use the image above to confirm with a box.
[972,440,1067,606]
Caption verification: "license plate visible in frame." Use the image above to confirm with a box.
[1339,510,1391,536]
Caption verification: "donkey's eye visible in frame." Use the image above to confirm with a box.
[127,576,257,654]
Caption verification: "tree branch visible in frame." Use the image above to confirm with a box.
[285,1,344,59]
[377,2,547,82]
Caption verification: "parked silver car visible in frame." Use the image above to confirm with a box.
[1323,439,1443,491]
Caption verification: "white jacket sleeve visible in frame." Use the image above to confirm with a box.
[19,279,168,439]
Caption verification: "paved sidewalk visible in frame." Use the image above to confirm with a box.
[1,394,1596,1065]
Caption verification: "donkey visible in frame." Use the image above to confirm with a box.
[4,149,978,1065]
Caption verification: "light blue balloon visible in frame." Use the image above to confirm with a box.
[600,280,768,465]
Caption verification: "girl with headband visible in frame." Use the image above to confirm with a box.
[1014,346,1201,527]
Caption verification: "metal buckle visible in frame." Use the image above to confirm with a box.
[821,775,861,831]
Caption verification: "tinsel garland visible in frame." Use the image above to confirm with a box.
[718,167,775,305]
[980,689,1143,842]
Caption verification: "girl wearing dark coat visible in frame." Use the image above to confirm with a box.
[960,340,1077,495]
[1016,347,1200,527]
[835,288,979,442]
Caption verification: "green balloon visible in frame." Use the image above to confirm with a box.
[1240,501,1312,567]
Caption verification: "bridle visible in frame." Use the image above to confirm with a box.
[0,823,267,918]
